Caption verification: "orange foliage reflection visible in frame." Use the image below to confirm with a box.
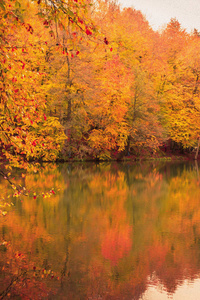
[1,162,200,299]
[101,225,132,266]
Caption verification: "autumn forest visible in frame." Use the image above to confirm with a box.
[2,2,200,298]
[2,0,200,167]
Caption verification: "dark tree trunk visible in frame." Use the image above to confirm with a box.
[195,138,200,160]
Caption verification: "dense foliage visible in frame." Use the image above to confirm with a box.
[1,0,200,166]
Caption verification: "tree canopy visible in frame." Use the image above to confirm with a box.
[1,0,200,167]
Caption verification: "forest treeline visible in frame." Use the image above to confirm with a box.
[1,0,200,167]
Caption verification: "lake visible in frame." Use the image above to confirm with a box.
[1,161,200,299]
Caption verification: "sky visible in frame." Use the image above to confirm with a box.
[118,0,200,33]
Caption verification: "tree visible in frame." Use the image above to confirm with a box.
[0,0,98,167]
[114,7,165,155]
[158,25,200,151]
[0,0,66,167]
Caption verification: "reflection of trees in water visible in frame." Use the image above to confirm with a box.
[1,162,200,298]
[195,160,199,180]
[129,160,200,295]
[0,164,64,298]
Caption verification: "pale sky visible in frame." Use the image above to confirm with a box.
[118,0,200,32]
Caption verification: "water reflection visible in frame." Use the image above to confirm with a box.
[1,161,200,299]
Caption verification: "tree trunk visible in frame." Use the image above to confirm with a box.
[125,135,131,156]
[195,138,200,160]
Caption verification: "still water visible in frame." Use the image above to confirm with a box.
[1,161,200,299]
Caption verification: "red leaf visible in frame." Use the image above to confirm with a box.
[86,28,92,35]
[78,18,83,24]
[110,48,113,51]
[44,114,47,121]
[76,51,80,55]
[33,196,36,199]
[14,89,19,93]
